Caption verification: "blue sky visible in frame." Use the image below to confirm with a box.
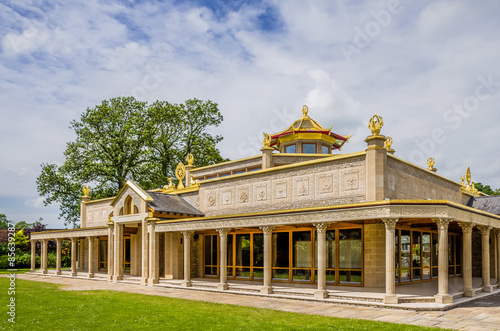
[1,0,500,228]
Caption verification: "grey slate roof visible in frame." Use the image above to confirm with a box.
[466,196,500,215]
[147,191,204,217]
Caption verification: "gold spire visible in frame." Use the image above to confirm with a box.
[461,166,478,194]
[175,162,186,189]
[368,114,384,135]
[427,157,437,172]
[302,105,309,116]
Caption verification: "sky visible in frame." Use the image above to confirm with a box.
[1,0,500,228]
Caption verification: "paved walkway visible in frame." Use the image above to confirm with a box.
[15,274,500,330]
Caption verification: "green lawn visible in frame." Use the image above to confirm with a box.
[0,269,29,275]
[0,278,443,330]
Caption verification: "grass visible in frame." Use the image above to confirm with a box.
[0,278,443,330]
[0,269,29,275]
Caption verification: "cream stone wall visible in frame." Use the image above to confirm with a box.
[85,199,114,228]
[191,156,262,179]
[363,223,386,288]
[386,157,462,202]
[179,191,200,210]
[199,156,366,216]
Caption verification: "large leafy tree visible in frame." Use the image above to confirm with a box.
[474,183,500,195]
[37,97,227,228]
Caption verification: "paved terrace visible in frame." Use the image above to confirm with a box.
[16,272,500,330]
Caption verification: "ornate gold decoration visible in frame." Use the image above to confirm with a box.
[262,132,271,148]
[302,105,309,116]
[188,175,199,188]
[465,167,471,188]
[82,185,90,197]
[163,177,174,191]
[368,113,383,135]
[385,136,393,150]
[186,153,194,166]
[175,162,186,189]
[427,157,436,171]
[461,167,478,194]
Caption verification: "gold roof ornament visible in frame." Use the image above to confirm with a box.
[82,185,90,198]
[427,157,437,172]
[186,153,194,166]
[368,114,384,135]
[461,166,479,194]
[189,175,200,188]
[465,166,472,189]
[163,177,174,192]
[262,132,271,148]
[384,136,393,150]
[302,105,309,116]
[175,162,186,189]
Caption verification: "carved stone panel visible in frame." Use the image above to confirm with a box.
[206,192,217,209]
[272,178,291,204]
[253,182,270,205]
[315,170,338,200]
[388,172,396,191]
[339,167,364,197]
[221,189,234,207]
[236,186,251,206]
[293,174,314,202]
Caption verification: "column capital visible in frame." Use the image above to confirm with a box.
[433,218,451,230]
[477,225,492,236]
[259,226,276,236]
[55,238,62,243]
[313,223,329,234]
[181,231,194,239]
[458,222,475,234]
[493,228,500,237]
[382,218,398,231]
[216,228,231,238]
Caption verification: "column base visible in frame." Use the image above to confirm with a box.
[71,272,77,277]
[56,270,62,275]
[140,277,148,286]
[260,286,273,295]
[113,275,123,283]
[314,290,328,299]
[88,273,94,279]
[148,278,159,285]
[181,280,192,287]
[482,285,494,293]
[383,294,398,304]
[463,288,475,297]
[30,269,35,273]
[434,294,453,304]
[41,270,47,274]
[217,283,228,291]
[107,275,113,282]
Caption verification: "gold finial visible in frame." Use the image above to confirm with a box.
[163,177,174,191]
[427,157,437,172]
[385,136,393,149]
[465,166,472,190]
[82,185,90,197]
[368,113,384,135]
[460,176,465,187]
[302,105,309,116]
[175,162,186,189]
[262,132,271,148]
[186,153,194,166]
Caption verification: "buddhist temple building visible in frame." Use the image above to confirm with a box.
[31,107,500,305]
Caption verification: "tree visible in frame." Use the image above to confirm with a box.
[474,183,500,196]
[0,214,9,229]
[37,96,227,228]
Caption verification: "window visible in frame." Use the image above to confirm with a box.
[285,144,296,153]
[302,143,316,154]
[322,145,329,154]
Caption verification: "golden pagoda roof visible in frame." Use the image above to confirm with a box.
[269,105,351,150]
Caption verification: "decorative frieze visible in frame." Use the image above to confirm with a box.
[31,228,108,240]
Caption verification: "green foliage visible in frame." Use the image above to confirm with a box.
[0,214,9,229]
[37,97,227,227]
[13,229,29,252]
[0,278,441,331]
[0,253,38,269]
[474,182,500,195]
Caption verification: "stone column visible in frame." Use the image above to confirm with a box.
[113,223,123,282]
[434,218,453,303]
[71,238,77,276]
[107,224,114,282]
[458,222,475,297]
[382,218,398,304]
[261,147,274,170]
[181,231,194,287]
[148,220,159,285]
[496,229,500,286]
[30,240,36,272]
[477,225,493,292]
[140,219,149,286]
[364,134,387,201]
[217,228,230,290]
[259,226,276,294]
[314,223,329,299]
[55,239,62,275]
[41,239,48,274]
[87,237,94,278]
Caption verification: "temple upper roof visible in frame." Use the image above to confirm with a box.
[269,105,351,153]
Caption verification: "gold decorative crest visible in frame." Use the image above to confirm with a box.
[385,136,393,150]
[302,105,309,116]
[186,153,194,166]
[262,132,271,148]
[368,114,384,135]
[82,185,90,197]
[175,162,186,189]
[461,166,478,194]
[427,157,436,171]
